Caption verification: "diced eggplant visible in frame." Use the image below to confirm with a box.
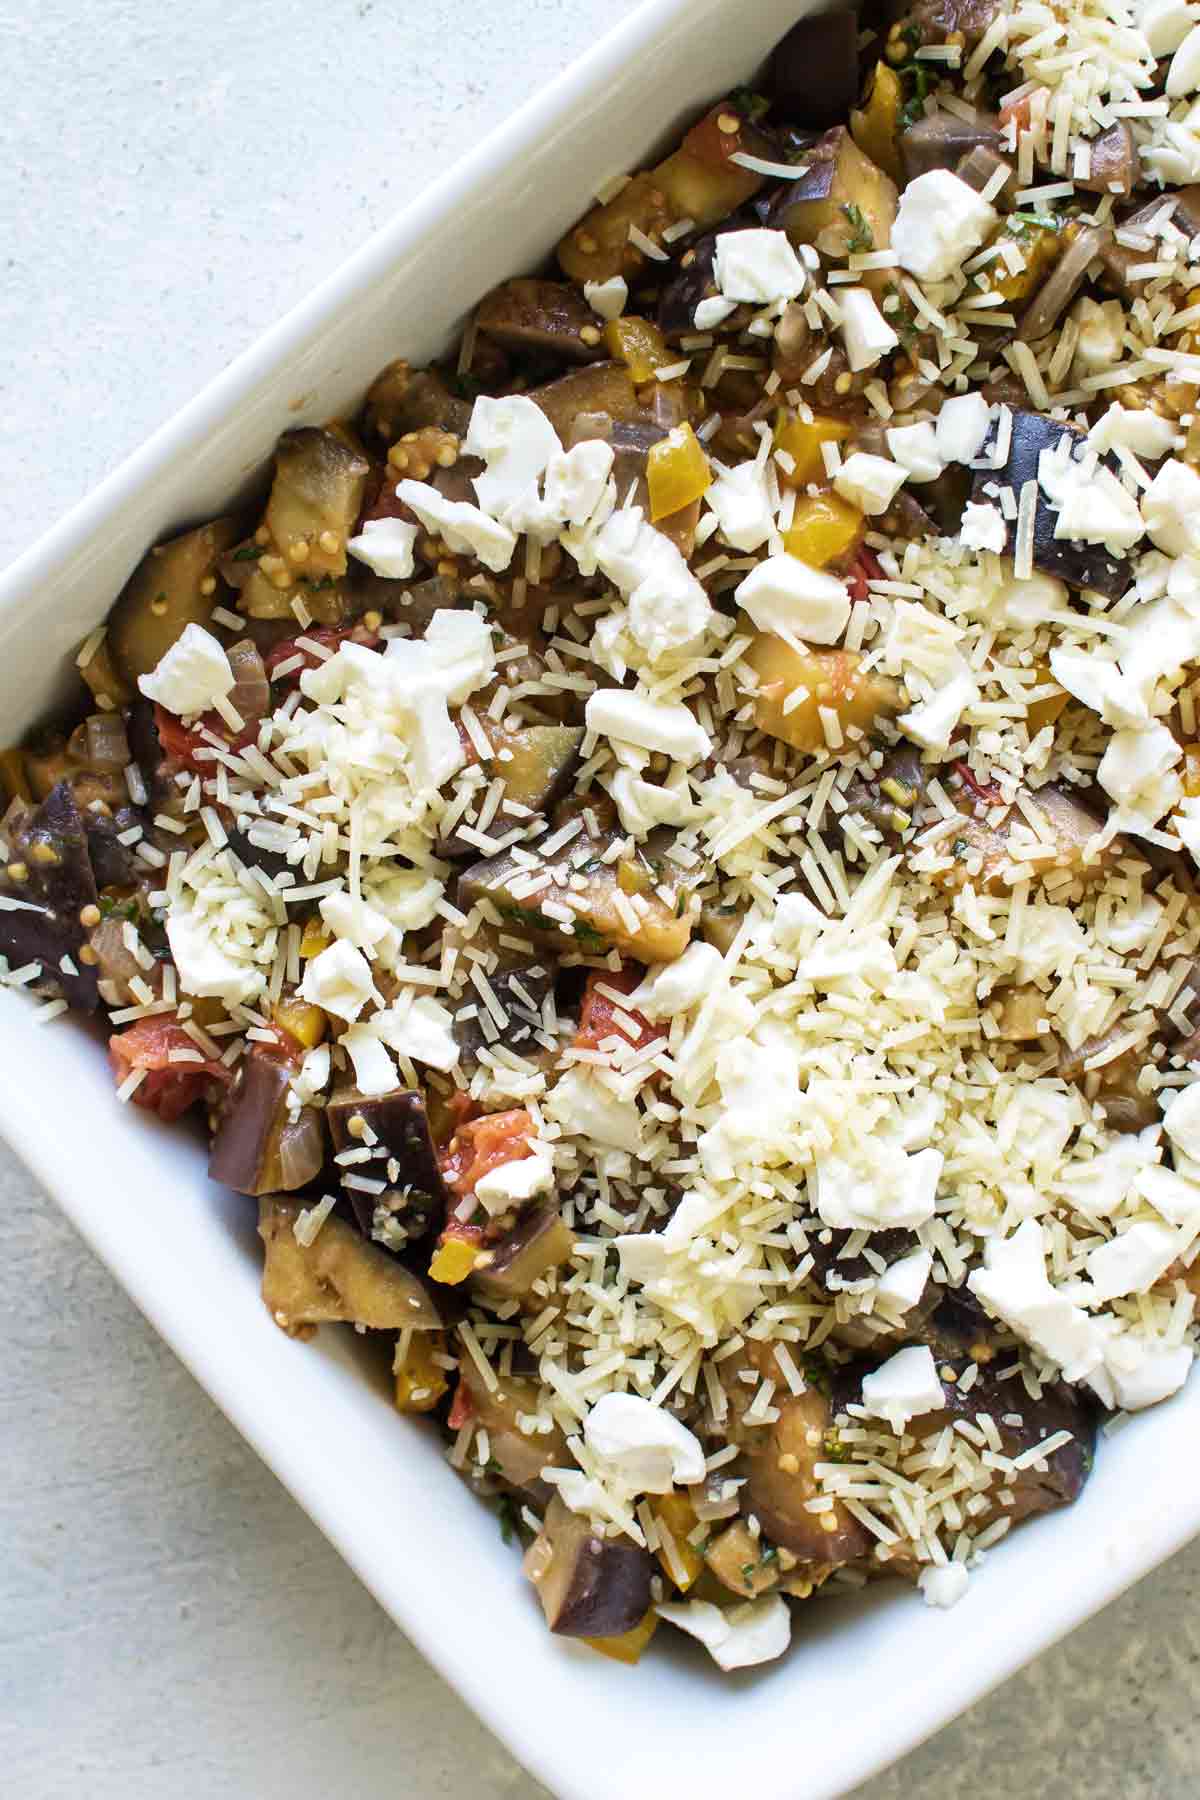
[106,519,239,687]
[258,1193,441,1336]
[524,1496,653,1637]
[971,411,1132,597]
[473,1205,575,1301]
[956,144,1016,206]
[0,781,100,1010]
[458,822,700,964]
[452,955,554,1067]
[835,1349,1096,1527]
[742,1386,872,1566]
[704,1518,781,1599]
[125,699,173,810]
[82,803,153,889]
[224,823,294,885]
[805,1226,921,1293]
[458,1359,567,1494]
[209,1049,326,1195]
[930,779,1114,895]
[529,361,651,439]
[657,233,723,343]
[900,110,1002,183]
[1016,225,1111,344]
[1100,189,1200,297]
[767,127,898,270]
[746,633,903,753]
[476,279,605,365]
[908,0,1004,47]
[442,723,584,858]
[326,1085,449,1242]
[767,11,860,130]
[991,982,1048,1042]
[1076,122,1139,199]
[264,427,370,582]
[1059,1031,1159,1132]
[362,360,473,445]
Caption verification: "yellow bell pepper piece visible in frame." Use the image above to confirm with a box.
[783,493,863,568]
[603,314,671,383]
[1026,660,1070,739]
[299,916,331,959]
[428,1236,479,1285]
[653,1492,705,1593]
[774,410,853,488]
[647,424,712,522]
[272,997,327,1049]
[394,1330,450,1414]
[850,62,904,185]
[585,1609,659,1664]
[1183,744,1200,798]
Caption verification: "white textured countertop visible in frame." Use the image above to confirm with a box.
[4,5,1200,1796]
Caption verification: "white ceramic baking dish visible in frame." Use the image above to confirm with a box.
[3,1,1198,1794]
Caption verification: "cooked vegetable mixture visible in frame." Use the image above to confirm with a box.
[15,0,1200,1671]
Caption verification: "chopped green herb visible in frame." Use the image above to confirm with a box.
[727,86,771,124]
[496,1494,519,1545]
[232,543,264,563]
[842,202,875,255]
[98,896,139,923]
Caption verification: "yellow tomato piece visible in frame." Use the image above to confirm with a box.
[272,997,327,1049]
[1184,744,1200,798]
[585,1609,659,1664]
[647,424,712,522]
[299,916,331,958]
[653,1492,705,1593]
[782,493,863,568]
[603,315,671,383]
[774,410,854,487]
[428,1237,479,1285]
[394,1330,450,1414]
[746,632,902,754]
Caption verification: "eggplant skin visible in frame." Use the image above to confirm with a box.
[768,11,860,130]
[971,412,1132,598]
[209,1050,326,1196]
[526,1497,653,1638]
[258,1194,442,1335]
[326,1085,448,1241]
[0,781,100,1010]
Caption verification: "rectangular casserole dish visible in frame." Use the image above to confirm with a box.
[2,2,1198,1794]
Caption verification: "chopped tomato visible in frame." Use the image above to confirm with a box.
[263,623,380,684]
[998,85,1043,137]
[845,547,884,604]
[153,704,256,775]
[446,1378,475,1431]
[439,1107,536,1200]
[952,760,1003,808]
[109,1015,232,1123]
[574,967,663,1053]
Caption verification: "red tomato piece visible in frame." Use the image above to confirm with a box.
[574,967,663,1053]
[109,1015,232,1122]
[439,1108,536,1200]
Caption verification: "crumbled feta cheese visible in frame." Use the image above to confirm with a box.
[1167,19,1200,91]
[816,1144,943,1232]
[935,392,993,465]
[838,286,899,372]
[371,868,443,933]
[394,479,517,572]
[301,938,376,1022]
[1048,646,1149,729]
[1012,904,1087,984]
[542,440,615,527]
[632,941,724,1018]
[474,1143,555,1214]
[712,228,807,304]
[374,994,460,1072]
[319,890,399,961]
[898,668,976,751]
[589,506,714,660]
[1087,1220,1180,1302]
[893,171,997,283]
[860,1344,946,1429]
[705,459,775,552]
[1105,1341,1193,1410]
[1175,795,1200,865]
[1139,0,1199,57]
[1164,1082,1200,1162]
[1088,403,1178,461]
[735,553,851,644]
[959,501,1006,553]
[339,1025,398,1097]
[463,392,562,517]
[608,767,694,837]
[694,295,738,330]
[876,1248,933,1313]
[346,515,418,580]
[586,688,710,763]
[1039,451,1144,552]
[834,451,907,515]
[886,421,944,483]
[1142,457,1200,557]
[1107,896,1163,954]
[656,1595,791,1671]
[546,1067,643,1153]
[138,622,235,717]
[584,275,627,320]
[1136,1164,1200,1228]
[772,890,826,950]
[166,904,265,1006]
[584,1392,705,1492]
[1097,722,1181,828]
[292,1043,331,1104]
[996,570,1069,628]
[968,1218,1104,1382]
[918,1563,969,1609]
[1069,297,1125,377]
[613,1230,671,1287]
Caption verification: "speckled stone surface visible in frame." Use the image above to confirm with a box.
[3,5,1200,1797]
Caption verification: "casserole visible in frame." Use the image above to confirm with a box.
[3,0,1199,1792]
